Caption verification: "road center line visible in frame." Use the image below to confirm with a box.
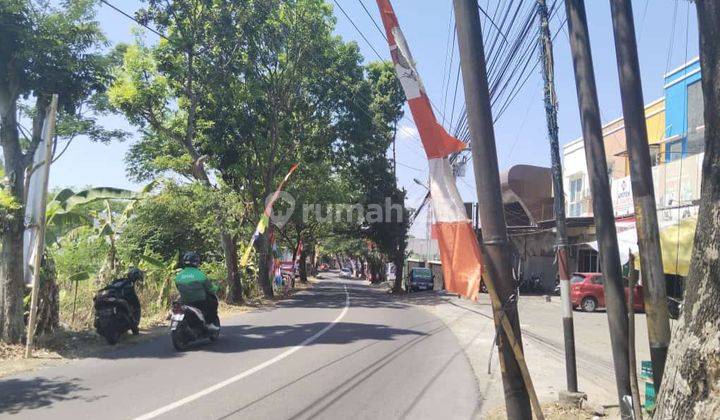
[133,285,351,420]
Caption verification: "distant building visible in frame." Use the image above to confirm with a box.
[561,57,703,280]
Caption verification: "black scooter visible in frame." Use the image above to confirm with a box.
[94,278,140,345]
[169,299,220,351]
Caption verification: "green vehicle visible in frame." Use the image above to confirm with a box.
[407,267,434,292]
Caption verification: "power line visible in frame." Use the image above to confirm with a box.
[99,0,167,40]
[333,0,386,61]
[396,161,424,172]
[357,0,388,42]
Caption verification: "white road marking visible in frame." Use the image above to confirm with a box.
[133,285,351,420]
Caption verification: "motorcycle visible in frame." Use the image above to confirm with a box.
[667,296,683,320]
[94,278,140,345]
[169,299,220,351]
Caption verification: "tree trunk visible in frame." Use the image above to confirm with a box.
[393,250,405,292]
[222,233,243,304]
[35,256,59,336]
[0,210,25,343]
[654,2,720,417]
[0,96,26,343]
[97,239,118,287]
[299,248,308,283]
[255,232,273,298]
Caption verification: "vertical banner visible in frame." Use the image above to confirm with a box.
[375,0,483,299]
[23,96,59,285]
[240,164,299,266]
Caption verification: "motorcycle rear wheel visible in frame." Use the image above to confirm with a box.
[209,329,220,341]
[103,328,121,345]
[171,328,190,351]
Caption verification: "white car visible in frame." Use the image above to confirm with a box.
[340,268,352,278]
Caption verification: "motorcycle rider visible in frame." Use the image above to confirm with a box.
[175,251,220,330]
[107,267,143,335]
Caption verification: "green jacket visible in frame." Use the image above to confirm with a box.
[174,267,218,303]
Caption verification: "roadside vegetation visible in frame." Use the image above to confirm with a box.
[1,0,408,350]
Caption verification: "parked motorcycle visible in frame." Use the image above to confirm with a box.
[94,272,142,345]
[169,300,220,351]
[518,273,545,294]
[667,296,683,320]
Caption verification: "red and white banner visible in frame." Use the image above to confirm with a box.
[376,0,483,300]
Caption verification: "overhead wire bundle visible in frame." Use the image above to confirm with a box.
[411,0,566,226]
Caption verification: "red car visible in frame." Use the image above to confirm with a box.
[570,272,644,312]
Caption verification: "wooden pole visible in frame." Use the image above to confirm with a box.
[609,0,671,390]
[628,252,642,419]
[453,1,541,417]
[25,94,58,358]
[563,2,632,416]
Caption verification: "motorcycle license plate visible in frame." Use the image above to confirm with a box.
[170,314,185,331]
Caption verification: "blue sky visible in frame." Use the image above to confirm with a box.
[47,0,698,237]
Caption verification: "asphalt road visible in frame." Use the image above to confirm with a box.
[0,273,480,419]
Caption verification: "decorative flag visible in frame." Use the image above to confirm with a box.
[293,240,303,271]
[240,164,299,266]
[376,0,483,300]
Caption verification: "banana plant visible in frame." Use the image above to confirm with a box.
[43,182,157,287]
[45,186,139,246]
[139,252,179,308]
[68,271,90,324]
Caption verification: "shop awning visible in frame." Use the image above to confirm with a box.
[585,217,697,276]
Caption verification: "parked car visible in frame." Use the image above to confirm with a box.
[407,267,433,292]
[340,267,352,279]
[570,272,644,312]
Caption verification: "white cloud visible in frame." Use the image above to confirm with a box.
[397,124,419,142]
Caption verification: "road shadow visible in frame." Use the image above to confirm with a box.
[94,320,428,360]
[0,376,104,415]
[29,280,441,363]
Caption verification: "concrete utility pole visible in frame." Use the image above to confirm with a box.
[536,0,580,398]
[453,1,532,418]
[563,1,631,417]
[25,94,59,358]
[608,0,671,392]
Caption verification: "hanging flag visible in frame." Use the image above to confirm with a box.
[376,0,482,300]
[293,240,303,271]
[240,164,299,266]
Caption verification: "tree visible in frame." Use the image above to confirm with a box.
[198,0,378,297]
[654,2,720,417]
[331,60,408,288]
[0,0,116,343]
[109,0,249,303]
[366,61,407,291]
[117,182,220,267]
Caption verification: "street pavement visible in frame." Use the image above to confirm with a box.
[0,273,480,419]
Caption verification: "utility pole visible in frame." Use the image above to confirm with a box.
[25,94,59,358]
[563,1,631,417]
[536,0,580,399]
[609,0,671,392]
[453,1,532,418]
